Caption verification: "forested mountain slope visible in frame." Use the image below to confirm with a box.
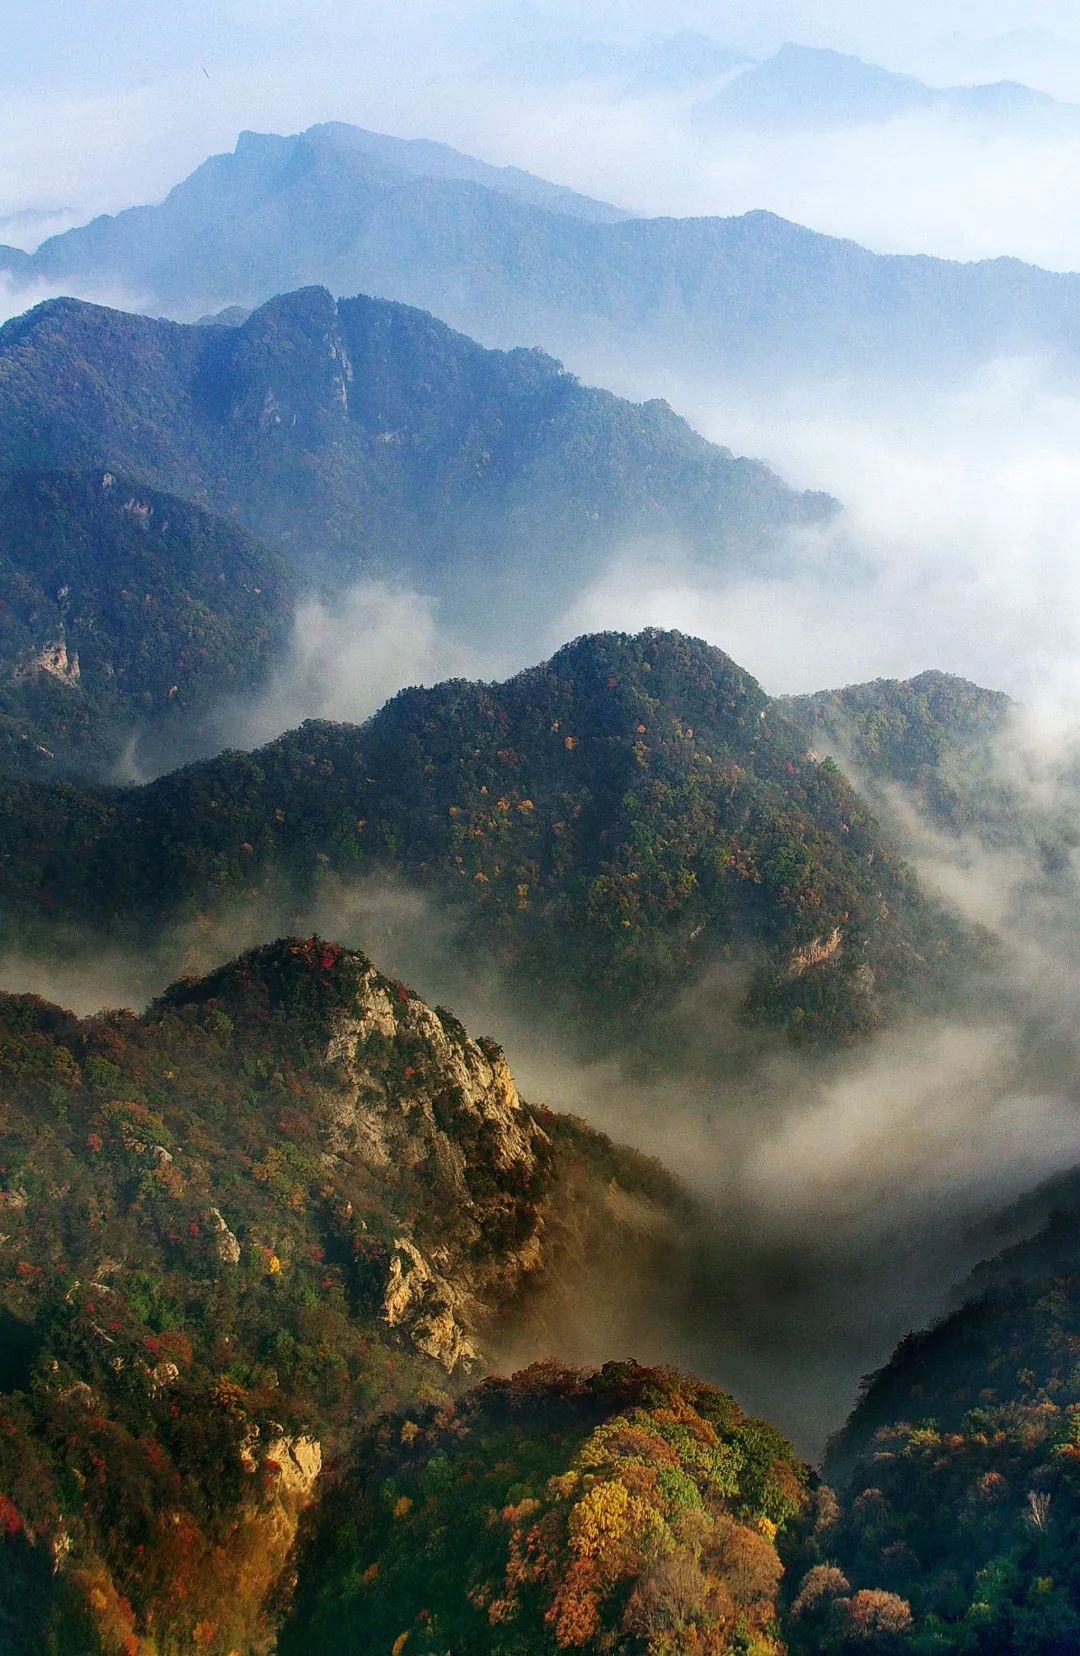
[281,1360,808,1656]
[0,630,973,1046]
[806,1207,1080,1654]
[0,937,689,1654]
[0,289,832,634]
[786,670,1080,883]
[785,671,1017,837]
[0,470,294,776]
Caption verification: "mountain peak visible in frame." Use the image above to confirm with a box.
[233,127,292,158]
[245,283,337,325]
[0,286,830,636]
[546,625,758,696]
[156,934,385,1015]
[0,926,700,1648]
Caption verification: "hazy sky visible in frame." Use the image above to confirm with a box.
[6,0,1080,253]
[6,0,1080,97]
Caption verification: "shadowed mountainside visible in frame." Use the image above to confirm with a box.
[0,288,834,641]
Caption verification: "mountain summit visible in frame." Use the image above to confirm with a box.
[0,936,690,1652]
[0,629,973,1046]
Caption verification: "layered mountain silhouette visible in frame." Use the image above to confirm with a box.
[694,42,1079,132]
[4,41,1080,1656]
[5,122,1080,386]
[481,31,1080,135]
[0,287,831,663]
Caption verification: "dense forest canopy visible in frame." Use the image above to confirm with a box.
[0,470,293,776]
[0,629,975,1048]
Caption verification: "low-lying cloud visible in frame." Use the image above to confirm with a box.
[556,355,1080,702]
[0,271,150,327]
[220,581,515,751]
[4,790,1079,1461]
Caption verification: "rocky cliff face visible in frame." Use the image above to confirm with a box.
[0,937,700,1653]
[11,636,81,686]
[168,939,554,1373]
[323,963,540,1177]
[320,960,552,1370]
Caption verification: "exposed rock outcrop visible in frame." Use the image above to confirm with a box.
[12,636,80,685]
[785,926,843,978]
[264,1434,322,1502]
[382,1237,479,1373]
[318,954,551,1370]
[164,941,555,1374]
[323,961,544,1178]
[206,1205,241,1265]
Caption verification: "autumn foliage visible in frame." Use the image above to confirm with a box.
[281,1359,808,1655]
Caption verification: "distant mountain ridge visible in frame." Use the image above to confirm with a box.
[0,120,626,312]
[296,122,630,219]
[695,42,1078,132]
[0,287,832,640]
[478,30,1079,134]
[5,121,1080,388]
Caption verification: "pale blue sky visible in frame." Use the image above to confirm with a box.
[3,0,1080,255]
[6,0,1078,101]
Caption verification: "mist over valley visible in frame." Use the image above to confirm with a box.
[4,7,1080,1652]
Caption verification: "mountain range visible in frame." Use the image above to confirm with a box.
[0,285,832,772]
[0,629,974,1051]
[483,32,1080,135]
[0,287,828,621]
[4,78,1080,1656]
[5,122,1080,390]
